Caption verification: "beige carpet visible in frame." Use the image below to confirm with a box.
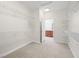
[4,39,73,58]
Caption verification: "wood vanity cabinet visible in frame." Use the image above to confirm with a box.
[45,31,53,37]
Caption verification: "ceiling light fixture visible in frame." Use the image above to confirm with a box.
[44,8,50,12]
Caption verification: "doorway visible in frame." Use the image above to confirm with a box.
[41,19,54,43]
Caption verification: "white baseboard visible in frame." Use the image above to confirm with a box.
[33,41,41,44]
[0,41,32,58]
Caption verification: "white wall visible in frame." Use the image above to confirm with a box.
[68,2,79,57]
[31,8,40,43]
[40,1,69,44]
[0,1,37,57]
[69,11,79,32]
[68,2,79,33]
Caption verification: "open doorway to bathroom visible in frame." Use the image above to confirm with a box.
[40,19,54,43]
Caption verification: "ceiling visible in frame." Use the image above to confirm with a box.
[19,1,52,8]
[17,1,71,11]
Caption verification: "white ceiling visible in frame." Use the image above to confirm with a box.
[19,1,52,8]
[17,1,71,11]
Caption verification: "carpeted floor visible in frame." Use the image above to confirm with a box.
[4,39,73,58]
